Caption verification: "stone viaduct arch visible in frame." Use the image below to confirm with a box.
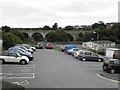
[14,29,91,42]
[31,32,43,41]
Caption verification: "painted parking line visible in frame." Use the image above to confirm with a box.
[96,74,120,83]
[2,65,35,68]
[0,73,35,79]
[12,80,30,86]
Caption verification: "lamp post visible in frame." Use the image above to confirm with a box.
[93,31,99,53]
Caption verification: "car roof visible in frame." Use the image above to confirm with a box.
[80,50,91,52]
[70,48,79,50]
[65,45,76,48]
[108,59,120,61]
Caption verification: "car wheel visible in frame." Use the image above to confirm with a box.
[102,66,106,71]
[82,58,86,61]
[110,69,115,74]
[20,60,27,65]
[98,59,102,62]
[0,59,5,64]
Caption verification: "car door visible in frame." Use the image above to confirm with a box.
[84,52,92,60]
[7,53,19,63]
[91,53,98,61]
[2,53,10,62]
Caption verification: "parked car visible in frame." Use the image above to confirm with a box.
[7,49,33,61]
[66,48,79,55]
[102,59,120,74]
[71,48,80,56]
[10,46,33,54]
[22,44,36,51]
[78,50,104,62]
[36,42,44,49]
[73,50,83,58]
[17,45,33,53]
[44,43,54,49]
[61,46,66,52]
[8,46,31,54]
[64,45,77,52]
[0,52,29,65]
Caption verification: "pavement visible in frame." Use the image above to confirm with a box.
[99,71,120,82]
[2,80,25,90]
[1,49,119,89]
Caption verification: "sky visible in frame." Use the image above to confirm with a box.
[0,0,119,28]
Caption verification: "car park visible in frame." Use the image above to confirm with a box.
[78,50,103,62]
[0,52,29,65]
[7,49,33,61]
[102,59,120,74]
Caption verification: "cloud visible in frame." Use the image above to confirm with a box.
[0,0,119,27]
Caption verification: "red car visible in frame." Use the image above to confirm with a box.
[102,59,120,74]
[44,43,54,49]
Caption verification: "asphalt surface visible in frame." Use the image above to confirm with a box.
[2,49,119,88]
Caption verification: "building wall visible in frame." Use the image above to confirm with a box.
[82,41,115,51]
[82,42,93,49]
[114,50,120,59]
[106,49,114,58]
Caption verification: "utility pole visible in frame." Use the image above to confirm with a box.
[93,31,99,54]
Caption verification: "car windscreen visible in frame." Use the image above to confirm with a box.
[16,53,22,57]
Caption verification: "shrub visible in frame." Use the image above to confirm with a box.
[3,32,23,50]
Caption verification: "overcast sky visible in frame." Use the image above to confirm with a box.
[0,0,119,28]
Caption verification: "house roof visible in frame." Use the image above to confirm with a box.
[92,40,115,44]
[106,48,120,51]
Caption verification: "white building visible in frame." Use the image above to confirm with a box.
[106,48,120,59]
[82,40,115,51]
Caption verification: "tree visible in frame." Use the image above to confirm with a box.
[46,30,73,42]
[2,26,11,32]
[92,23,99,30]
[64,26,74,30]
[32,33,43,42]
[43,25,51,30]
[11,30,28,43]
[77,33,84,41]
[52,23,58,30]
[92,21,106,30]
[3,32,23,49]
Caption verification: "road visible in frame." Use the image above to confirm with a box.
[2,49,119,88]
